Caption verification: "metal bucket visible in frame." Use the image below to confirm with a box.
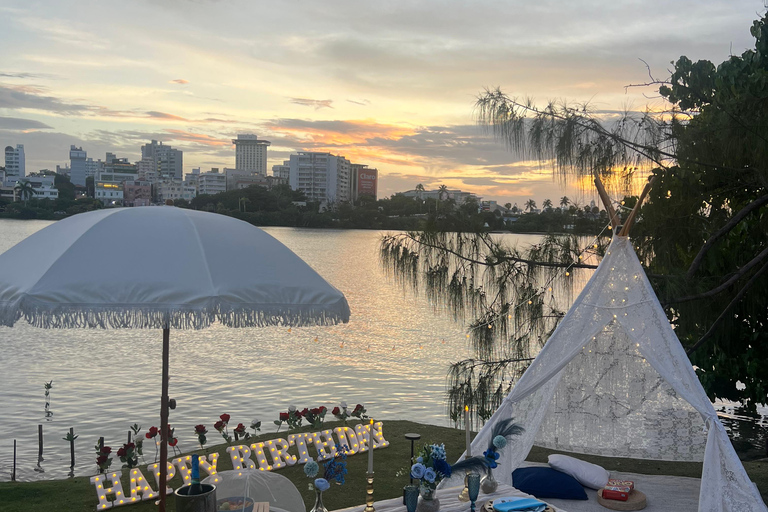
[174,483,217,512]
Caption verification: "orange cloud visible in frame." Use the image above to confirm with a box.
[170,79,189,84]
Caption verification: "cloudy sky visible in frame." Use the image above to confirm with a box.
[0,0,762,204]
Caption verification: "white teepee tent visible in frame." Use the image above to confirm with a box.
[468,234,767,511]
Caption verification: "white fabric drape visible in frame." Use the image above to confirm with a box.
[463,237,766,512]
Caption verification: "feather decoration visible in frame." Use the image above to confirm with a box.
[449,455,493,476]
[486,418,524,453]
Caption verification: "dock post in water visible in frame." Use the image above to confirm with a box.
[38,424,44,461]
[12,439,16,481]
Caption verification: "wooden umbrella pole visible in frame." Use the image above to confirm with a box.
[159,326,170,512]
[594,175,620,229]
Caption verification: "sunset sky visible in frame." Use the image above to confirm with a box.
[0,0,761,205]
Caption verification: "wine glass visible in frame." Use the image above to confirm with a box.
[467,473,481,512]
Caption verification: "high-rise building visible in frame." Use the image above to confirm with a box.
[69,145,87,186]
[286,152,351,204]
[141,140,183,180]
[232,134,270,175]
[5,144,26,180]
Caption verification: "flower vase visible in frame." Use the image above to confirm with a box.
[481,472,498,494]
[416,487,440,512]
[310,488,328,512]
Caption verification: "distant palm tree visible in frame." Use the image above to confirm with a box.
[415,183,425,192]
[239,197,250,212]
[14,180,37,206]
[524,199,537,212]
[542,199,553,211]
[504,202,512,210]
[560,196,570,208]
[437,184,449,201]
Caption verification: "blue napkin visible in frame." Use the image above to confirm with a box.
[492,498,546,512]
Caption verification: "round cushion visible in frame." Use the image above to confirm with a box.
[597,489,647,510]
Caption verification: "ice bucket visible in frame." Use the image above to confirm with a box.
[174,483,217,512]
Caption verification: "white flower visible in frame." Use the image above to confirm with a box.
[340,401,347,409]
[288,405,297,412]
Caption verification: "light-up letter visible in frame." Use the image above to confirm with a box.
[227,445,255,471]
[288,432,315,464]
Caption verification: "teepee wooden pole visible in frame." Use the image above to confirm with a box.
[619,177,656,237]
[594,176,620,229]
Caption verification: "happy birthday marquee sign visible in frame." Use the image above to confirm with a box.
[89,421,389,509]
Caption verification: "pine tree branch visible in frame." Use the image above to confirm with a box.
[686,194,768,278]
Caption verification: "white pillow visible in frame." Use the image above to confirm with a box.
[548,454,609,490]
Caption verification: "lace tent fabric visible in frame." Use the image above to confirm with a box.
[203,469,306,512]
[465,237,767,512]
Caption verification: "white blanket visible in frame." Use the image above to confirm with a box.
[521,463,701,512]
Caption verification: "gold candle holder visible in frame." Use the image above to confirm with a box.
[364,472,375,512]
[457,454,470,502]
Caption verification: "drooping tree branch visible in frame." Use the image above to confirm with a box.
[686,194,768,278]
[686,260,768,355]
[667,246,768,305]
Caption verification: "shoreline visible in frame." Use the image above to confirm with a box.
[0,420,765,512]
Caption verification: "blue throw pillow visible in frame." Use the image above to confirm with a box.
[512,467,588,500]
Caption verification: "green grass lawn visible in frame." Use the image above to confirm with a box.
[1,420,765,512]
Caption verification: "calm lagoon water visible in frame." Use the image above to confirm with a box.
[0,219,544,481]
[0,218,764,482]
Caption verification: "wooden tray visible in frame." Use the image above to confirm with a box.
[483,499,555,512]
[596,489,647,510]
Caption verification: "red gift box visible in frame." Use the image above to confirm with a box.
[602,489,630,501]
[607,479,634,490]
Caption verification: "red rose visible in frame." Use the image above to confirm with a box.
[310,408,320,415]
[354,404,364,411]
[320,406,327,413]
[279,412,289,421]
[195,424,207,434]
[168,438,178,447]
[96,455,107,465]
[126,442,135,449]
[117,447,126,457]
[214,420,225,432]
[332,406,340,415]
[220,413,230,424]
[234,423,246,433]
[101,446,112,455]
[300,408,309,417]
[145,432,152,439]
[147,426,159,438]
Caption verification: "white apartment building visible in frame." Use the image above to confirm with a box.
[5,173,58,199]
[232,134,270,175]
[156,179,197,203]
[5,144,26,180]
[95,182,123,205]
[85,157,103,181]
[141,140,183,180]
[286,152,351,204]
[137,157,158,183]
[272,163,290,181]
[198,168,227,196]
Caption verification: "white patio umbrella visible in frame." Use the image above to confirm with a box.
[0,206,350,511]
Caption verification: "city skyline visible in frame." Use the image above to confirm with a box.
[0,0,761,204]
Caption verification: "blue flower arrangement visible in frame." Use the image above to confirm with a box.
[305,444,348,491]
[482,419,524,469]
[410,443,491,491]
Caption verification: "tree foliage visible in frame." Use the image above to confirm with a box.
[381,14,768,415]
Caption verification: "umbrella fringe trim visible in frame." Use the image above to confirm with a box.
[0,299,350,329]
